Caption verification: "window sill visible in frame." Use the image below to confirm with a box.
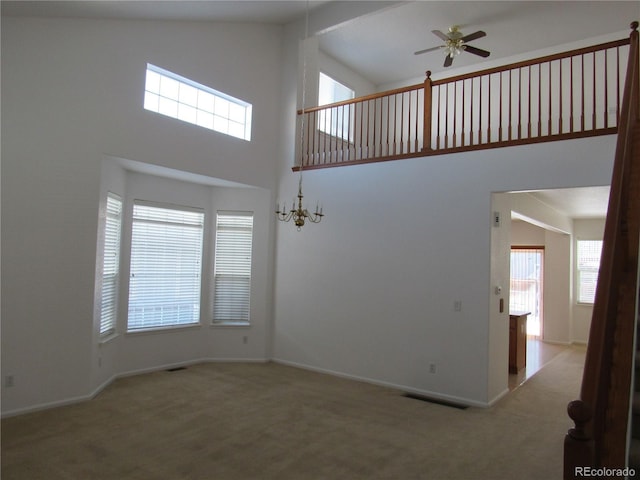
[99,332,120,345]
[125,323,202,336]
[211,322,251,328]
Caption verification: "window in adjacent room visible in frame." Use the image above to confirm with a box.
[127,202,205,331]
[213,212,254,325]
[99,192,123,337]
[318,72,354,139]
[144,63,252,141]
[510,247,544,336]
[577,239,603,304]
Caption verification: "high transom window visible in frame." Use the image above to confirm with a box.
[144,63,252,141]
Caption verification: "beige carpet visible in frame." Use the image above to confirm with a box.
[1,346,584,480]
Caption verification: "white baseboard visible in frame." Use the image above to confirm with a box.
[272,357,492,408]
[1,357,269,418]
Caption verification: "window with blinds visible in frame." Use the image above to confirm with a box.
[127,202,204,331]
[213,212,253,324]
[99,193,123,336]
[577,239,603,304]
[509,247,544,336]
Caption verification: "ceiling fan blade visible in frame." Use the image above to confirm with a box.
[461,30,486,43]
[432,29,449,42]
[443,55,454,67]
[464,45,491,58]
[414,46,442,55]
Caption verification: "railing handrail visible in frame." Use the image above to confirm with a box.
[432,37,630,86]
[299,37,630,115]
[297,82,423,114]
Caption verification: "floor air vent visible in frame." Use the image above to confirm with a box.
[403,392,468,410]
[166,366,187,372]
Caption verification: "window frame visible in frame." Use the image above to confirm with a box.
[143,63,253,141]
[212,211,254,326]
[127,200,205,333]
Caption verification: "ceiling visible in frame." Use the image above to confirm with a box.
[3,0,628,219]
[4,1,635,86]
[319,1,638,85]
[0,1,331,24]
[525,186,610,220]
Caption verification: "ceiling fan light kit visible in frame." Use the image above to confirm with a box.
[414,25,490,67]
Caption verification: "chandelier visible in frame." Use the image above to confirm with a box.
[275,0,324,231]
[275,177,324,231]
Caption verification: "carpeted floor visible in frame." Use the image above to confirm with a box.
[1,345,585,480]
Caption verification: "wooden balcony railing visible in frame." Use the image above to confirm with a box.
[564,22,639,477]
[296,34,631,170]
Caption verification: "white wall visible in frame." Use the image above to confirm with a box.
[272,4,617,408]
[1,15,282,415]
[273,134,616,407]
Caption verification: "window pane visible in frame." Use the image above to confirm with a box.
[213,212,253,324]
[144,92,159,112]
[196,110,214,129]
[214,97,230,118]
[179,83,198,107]
[159,75,180,99]
[128,203,204,331]
[158,97,178,118]
[178,103,197,124]
[145,70,161,94]
[198,90,215,112]
[577,240,603,304]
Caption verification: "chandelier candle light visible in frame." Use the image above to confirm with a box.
[275,0,324,232]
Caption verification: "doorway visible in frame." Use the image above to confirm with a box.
[510,246,544,337]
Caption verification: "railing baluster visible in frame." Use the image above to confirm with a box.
[604,49,609,129]
[570,57,574,133]
[488,74,492,143]
[538,63,542,138]
[548,62,553,135]
[527,66,532,138]
[437,85,441,149]
[559,59,563,134]
[592,51,597,130]
[415,88,420,152]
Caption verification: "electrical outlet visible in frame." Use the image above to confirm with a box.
[454,300,462,312]
[5,375,14,388]
[243,336,248,344]
[429,363,436,374]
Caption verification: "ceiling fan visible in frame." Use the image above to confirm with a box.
[414,25,490,67]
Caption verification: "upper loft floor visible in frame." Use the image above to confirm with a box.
[295,26,635,171]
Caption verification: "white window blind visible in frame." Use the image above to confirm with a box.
[577,240,603,304]
[128,202,204,331]
[509,247,544,336]
[99,193,123,336]
[213,212,253,324]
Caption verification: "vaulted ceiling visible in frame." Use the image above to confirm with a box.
[4,0,633,218]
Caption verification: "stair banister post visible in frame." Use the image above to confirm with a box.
[564,400,594,479]
[423,71,433,151]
